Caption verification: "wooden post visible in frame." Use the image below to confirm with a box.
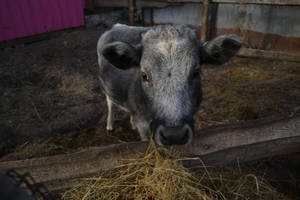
[200,0,210,41]
[128,0,134,26]
[209,2,218,38]
[150,8,154,25]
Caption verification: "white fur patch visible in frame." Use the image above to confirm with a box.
[153,83,191,126]
[142,25,197,126]
[106,96,114,131]
[156,41,169,56]
[154,40,192,125]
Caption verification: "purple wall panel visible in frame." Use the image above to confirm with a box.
[0,0,84,42]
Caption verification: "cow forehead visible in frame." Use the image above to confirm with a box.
[155,39,190,56]
[141,39,197,74]
[142,25,198,44]
[141,26,199,75]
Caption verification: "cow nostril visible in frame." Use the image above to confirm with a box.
[154,124,194,146]
[181,128,189,143]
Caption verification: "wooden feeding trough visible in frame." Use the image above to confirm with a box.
[0,109,299,192]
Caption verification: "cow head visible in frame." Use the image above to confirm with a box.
[102,25,242,145]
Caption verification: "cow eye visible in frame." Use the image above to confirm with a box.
[141,72,149,82]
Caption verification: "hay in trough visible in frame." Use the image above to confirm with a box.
[62,142,286,200]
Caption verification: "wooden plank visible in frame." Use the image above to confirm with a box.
[238,48,300,62]
[95,0,127,7]
[0,111,299,192]
[85,0,95,9]
[94,0,300,9]
[95,0,180,8]
[150,8,154,25]
[149,0,300,5]
[212,0,300,5]
[200,0,210,41]
[142,0,180,7]
[195,137,300,167]
[128,0,135,26]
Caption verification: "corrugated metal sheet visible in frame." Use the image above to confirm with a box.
[0,0,84,42]
[144,3,300,53]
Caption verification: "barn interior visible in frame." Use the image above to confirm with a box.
[0,0,300,199]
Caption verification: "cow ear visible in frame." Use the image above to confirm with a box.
[199,35,242,65]
[102,41,142,70]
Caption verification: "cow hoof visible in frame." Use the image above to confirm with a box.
[130,116,137,130]
[140,137,149,142]
[106,126,114,131]
[130,122,137,130]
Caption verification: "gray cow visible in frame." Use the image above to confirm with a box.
[97,24,242,146]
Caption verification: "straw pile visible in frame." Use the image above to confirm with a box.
[62,142,285,200]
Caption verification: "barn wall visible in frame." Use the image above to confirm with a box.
[144,3,300,53]
[0,0,85,42]
[144,4,203,27]
[216,4,300,37]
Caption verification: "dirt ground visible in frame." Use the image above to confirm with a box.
[0,24,300,198]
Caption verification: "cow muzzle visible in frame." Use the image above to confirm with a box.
[154,124,194,146]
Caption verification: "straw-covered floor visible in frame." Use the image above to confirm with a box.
[62,142,286,200]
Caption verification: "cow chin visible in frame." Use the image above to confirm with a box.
[152,119,194,146]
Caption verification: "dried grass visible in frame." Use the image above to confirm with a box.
[196,58,300,129]
[62,142,285,200]
[58,72,96,100]
[0,139,66,161]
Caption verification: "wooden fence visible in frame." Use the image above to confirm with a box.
[96,0,300,62]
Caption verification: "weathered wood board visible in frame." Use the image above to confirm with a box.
[95,0,300,7]
[238,48,300,62]
[0,111,299,192]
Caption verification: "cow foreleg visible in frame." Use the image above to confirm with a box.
[130,115,136,130]
[106,96,115,131]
